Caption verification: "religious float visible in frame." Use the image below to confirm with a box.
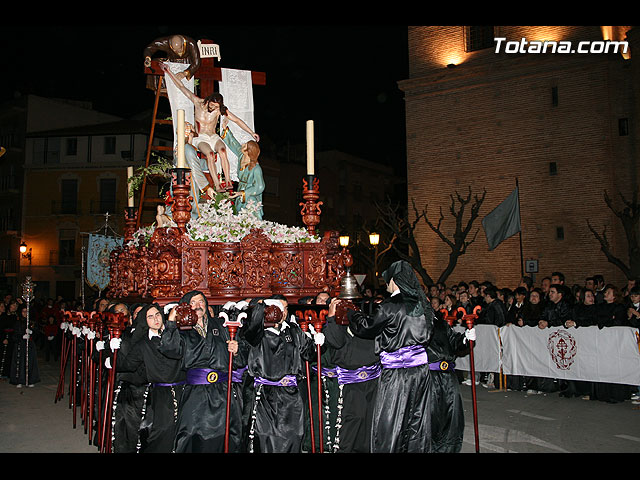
[105,35,358,306]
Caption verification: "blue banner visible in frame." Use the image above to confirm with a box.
[86,234,123,291]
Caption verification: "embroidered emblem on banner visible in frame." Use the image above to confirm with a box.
[547,330,577,370]
[86,234,123,291]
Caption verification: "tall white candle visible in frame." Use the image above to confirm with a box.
[177,109,186,168]
[127,166,134,207]
[306,120,314,175]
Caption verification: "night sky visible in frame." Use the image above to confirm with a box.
[1,24,409,171]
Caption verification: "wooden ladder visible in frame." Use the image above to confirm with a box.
[136,78,174,229]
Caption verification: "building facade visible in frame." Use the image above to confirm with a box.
[400,26,637,289]
[0,95,125,298]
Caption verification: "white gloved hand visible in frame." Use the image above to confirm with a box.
[60,322,68,331]
[105,357,112,369]
[96,340,105,351]
[308,324,325,346]
[86,331,96,341]
[82,326,89,336]
[72,326,81,337]
[23,334,30,340]
[110,338,122,350]
[464,327,476,344]
[235,300,249,311]
[47,336,55,341]
[222,301,237,311]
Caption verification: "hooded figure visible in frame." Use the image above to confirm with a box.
[107,302,148,453]
[347,260,435,453]
[116,303,186,452]
[239,296,317,453]
[159,291,247,453]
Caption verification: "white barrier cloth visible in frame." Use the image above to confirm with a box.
[500,325,640,385]
[453,324,501,373]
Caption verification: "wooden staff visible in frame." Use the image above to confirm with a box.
[55,314,72,403]
[70,313,80,429]
[459,305,481,453]
[86,312,100,444]
[95,318,105,447]
[312,313,326,453]
[100,312,126,453]
[297,312,316,454]
[80,314,90,433]
[221,306,245,453]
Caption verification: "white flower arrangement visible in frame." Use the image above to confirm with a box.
[188,195,320,244]
[125,195,320,247]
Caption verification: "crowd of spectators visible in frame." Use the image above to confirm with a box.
[409,272,640,405]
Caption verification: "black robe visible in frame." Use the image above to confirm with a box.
[426,317,468,453]
[0,312,16,378]
[117,309,186,453]
[110,326,149,454]
[159,293,246,453]
[348,292,434,453]
[240,302,316,453]
[323,313,380,453]
[9,316,40,386]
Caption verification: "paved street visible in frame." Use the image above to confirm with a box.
[1,353,639,454]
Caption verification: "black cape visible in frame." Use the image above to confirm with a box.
[240,301,315,453]
[159,291,246,453]
[348,281,434,453]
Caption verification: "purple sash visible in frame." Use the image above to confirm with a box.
[379,345,429,369]
[232,366,248,383]
[336,364,381,385]
[253,375,298,387]
[186,368,229,385]
[152,381,186,387]
[429,361,455,371]
[311,366,338,378]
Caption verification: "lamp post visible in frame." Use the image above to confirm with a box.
[20,241,32,265]
[369,232,379,285]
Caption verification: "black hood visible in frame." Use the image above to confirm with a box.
[382,260,431,317]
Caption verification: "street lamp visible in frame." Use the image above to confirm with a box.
[339,235,350,248]
[20,241,32,263]
[369,232,380,282]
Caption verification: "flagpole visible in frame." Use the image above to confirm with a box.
[516,177,524,278]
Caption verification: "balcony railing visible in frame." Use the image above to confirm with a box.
[89,200,122,215]
[49,250,77,266]
[0,259,17,274]
[51,200,82,215]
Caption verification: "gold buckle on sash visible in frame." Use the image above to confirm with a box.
[439,361,449,371]
[206,371,219,383]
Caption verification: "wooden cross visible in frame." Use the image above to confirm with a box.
[143,38,266,97]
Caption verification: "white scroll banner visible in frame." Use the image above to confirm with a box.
[164,61,195,156]
[218,68,255,182]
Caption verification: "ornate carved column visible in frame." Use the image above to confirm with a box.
[123,206,138,243]
[170,167,193,232]
[300,174,323,237]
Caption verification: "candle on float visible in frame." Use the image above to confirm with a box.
[127,166,134,207]
[177,109,186,168]
[306,120,314,175]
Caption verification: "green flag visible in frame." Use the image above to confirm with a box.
[482,187,521,251]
